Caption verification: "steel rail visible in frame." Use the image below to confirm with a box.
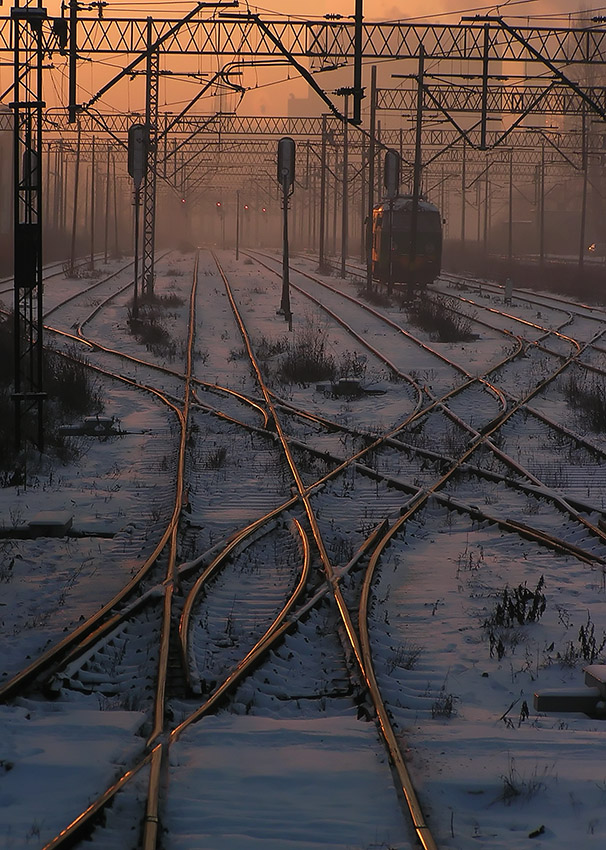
[179,509,297,691]
[177,517,311,713]
[246,250,512,421]
[172,517,390,742]
[36,253,606,849]
[229,252,606,564]
[213,250,440,849]
[40,518,386,849]
[251,251,606,555]
[145,252,199,752]
[0,340,187,700]
[0,259,201,702]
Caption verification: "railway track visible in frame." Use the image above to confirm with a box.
[1,249,606,848]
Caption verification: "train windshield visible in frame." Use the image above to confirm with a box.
[390,210,441,233]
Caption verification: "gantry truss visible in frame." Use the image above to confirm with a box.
[2,14,606,65]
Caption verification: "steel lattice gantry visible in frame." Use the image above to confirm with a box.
[1,14,606,64]
[11,1,51,452]
[377,83,606,118]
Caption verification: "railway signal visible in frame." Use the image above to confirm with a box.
[277,137,295,328]
[128,123,148,319]
[384,149,400,200]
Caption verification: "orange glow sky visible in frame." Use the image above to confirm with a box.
[4,1,602,117]
[40,0,594,26]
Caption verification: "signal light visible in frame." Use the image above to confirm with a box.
[181,198,186,204]
[261,206,267,213]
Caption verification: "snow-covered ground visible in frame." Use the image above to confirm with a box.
[1,250,605,849]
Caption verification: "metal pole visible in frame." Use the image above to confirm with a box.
[142,18,158,294]
[539,143,545,267]
[332,146,338,257]
[579,108,588,271]
[340,95,349,278]
[387,198,394,295]
[113,154,119,256]
[69,123,81,275]
[319,114,327,270]
[352,0,364,125]
[90,135,95,270]
[483,161,490,254]
[366,65,377,291]
[480,23,490,151]
[461,139,466,252]
[360,131,366,261]
[410,46,425,284]
[236,189,240,260]
[280,178,292,327]
[133,187,140,319]
[104,144,110,263]
[508,149,513,265]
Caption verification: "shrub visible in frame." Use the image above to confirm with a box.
[499,756,547,805]
[357,286,392,307]
[407,294,476,342]
[277,320,336,385]
[486,576,546,629]
[431,685,457,718]
[127,307,177,358]
[0,319,103,474]
[577,612,606,663]
[484,576,546,660]
[564,372,606,432]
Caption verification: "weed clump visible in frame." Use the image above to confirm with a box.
[277,321,336,385]
[484,576,546,660]
[127,306,176,358]
[0,316,103,477]
[564,372,606,432]
[558,612,606,666]
[406,294,476,342]
[357,286,392,307]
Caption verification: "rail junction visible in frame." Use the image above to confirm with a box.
[1,3,606,848]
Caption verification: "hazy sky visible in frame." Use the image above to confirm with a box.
[39,0,604,25]
[9,0,605,116]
